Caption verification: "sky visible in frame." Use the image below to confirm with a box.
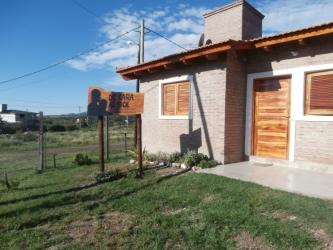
[0,0,333,115]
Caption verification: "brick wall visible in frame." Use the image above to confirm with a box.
[224,51,247,163]
[295,121,333,164]
[204,1,263,43]
[140,61,227,162]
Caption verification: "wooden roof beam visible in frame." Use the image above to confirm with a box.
[163,64,175,70]
[147,67,160,73]
[263,46,272,52]
[205,53,220,61]
[298,39,306,46]
[181,58,195,65]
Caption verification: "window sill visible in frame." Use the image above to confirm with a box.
[159,115,190,120]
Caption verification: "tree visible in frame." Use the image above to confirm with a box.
[0,117,6,134]
[0,117,15,134]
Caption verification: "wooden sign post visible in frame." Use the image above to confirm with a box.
[88,87,144,174]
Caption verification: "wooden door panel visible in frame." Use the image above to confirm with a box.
[253,77,290,159]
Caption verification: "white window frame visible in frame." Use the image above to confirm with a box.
[245,63,333,162]
[159,75,193,120]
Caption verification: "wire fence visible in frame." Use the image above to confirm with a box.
[0,123,134,189]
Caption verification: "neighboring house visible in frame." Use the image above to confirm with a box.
[0,104,39,130]
[117,0,333,169]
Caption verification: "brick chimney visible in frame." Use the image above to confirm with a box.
[203,0,264,44]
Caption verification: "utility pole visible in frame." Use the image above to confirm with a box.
[137,19,144,177]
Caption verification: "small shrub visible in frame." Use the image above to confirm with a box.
[95,170,124,183]
[183,151,209,167]
[168,152,183,163]
[198,159,220,169]
[144,152,158,162]
[49,125,66,132]
[73,153,93,166]
[66,125,78,131]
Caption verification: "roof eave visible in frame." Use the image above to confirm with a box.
[117,40,252,80]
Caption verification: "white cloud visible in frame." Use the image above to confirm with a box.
[67,0,333,73]
[258,0,333,34]
[67,5,206,71]
[167,18,203,33]
[102,74,136,91]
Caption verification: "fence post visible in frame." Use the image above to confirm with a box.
[37,112,44,173]
[105,116,110,161]
[53,154,56,168]
[98,116,105,172]
[4,170,10,190]
[136,115,143,177]
[124,132,127,156]
[44,131,47,169]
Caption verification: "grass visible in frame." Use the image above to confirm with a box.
[0,149,332,249]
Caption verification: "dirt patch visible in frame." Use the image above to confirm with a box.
[203,194,215,203]
[234,231,274,250]
[271,211,297,221]
[162,207,187,215]
[100,211,132,238]
[311,229,333,250]
[262,211,297,222]
[68,218,97,242]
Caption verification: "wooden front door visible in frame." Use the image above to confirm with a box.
[252,77,291,159]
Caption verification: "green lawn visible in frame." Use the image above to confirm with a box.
[0,151,332,249]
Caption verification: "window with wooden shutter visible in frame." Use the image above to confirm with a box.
[163,81,189,116]
[305,70,333,115]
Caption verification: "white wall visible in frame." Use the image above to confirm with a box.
[0,114,17,123]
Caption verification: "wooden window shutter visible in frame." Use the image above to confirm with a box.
[306,70,333,115]
[177,82,190,115]
[163,81,190,116]
[163,84,176,115]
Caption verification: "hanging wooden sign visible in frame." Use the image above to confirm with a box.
[88,87,144,116]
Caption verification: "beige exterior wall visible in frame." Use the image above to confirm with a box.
[140,61,227,162]
[247,38,333,165]
[295,121,333,164]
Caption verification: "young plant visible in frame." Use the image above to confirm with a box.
[73,153,93,166]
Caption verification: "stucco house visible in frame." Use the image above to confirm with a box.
[117,0,333,170]
[0,104,39,130]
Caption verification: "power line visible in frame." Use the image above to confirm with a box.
[0,26,139,85]
[145,27,188,51]
[71,0,100,19]
[71,0,139,46]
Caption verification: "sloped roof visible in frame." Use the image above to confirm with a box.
[117,21,333,80]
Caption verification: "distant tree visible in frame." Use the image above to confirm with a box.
[48,124,66,132]
[0,117,5,134]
